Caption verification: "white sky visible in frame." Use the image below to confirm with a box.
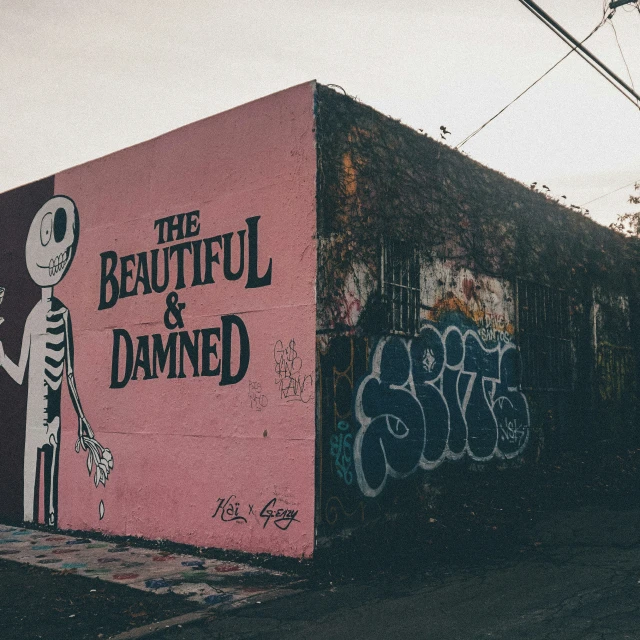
[2,0,639,228]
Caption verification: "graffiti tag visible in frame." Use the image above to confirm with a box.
[353,322,530,497]
[212,495,247,523]
[274,339,313,403]
[259,498,300,530]
[476,312,514,344]
[329,421,354,485]
[248,381,268,411]
[212,496,299,531]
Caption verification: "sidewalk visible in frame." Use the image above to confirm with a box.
[0,524,303,639]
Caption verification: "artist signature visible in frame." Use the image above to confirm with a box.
[212,495,247,523]
[259,498,300,530]
[212,496,299,530]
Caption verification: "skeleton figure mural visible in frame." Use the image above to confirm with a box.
[0,196,112,527]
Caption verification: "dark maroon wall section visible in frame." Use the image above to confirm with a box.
[0,177,54,522]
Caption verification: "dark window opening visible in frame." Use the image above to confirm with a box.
[517,279,571,391]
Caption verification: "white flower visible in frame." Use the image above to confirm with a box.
[75,436,114,488]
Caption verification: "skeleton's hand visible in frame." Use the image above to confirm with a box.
[78,416,95,446]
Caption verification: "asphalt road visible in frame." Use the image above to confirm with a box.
[2,505,639,640]
[154,507,640,640]
[0,557,201,640]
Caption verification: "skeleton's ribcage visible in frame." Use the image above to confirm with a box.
[45,308,66,391]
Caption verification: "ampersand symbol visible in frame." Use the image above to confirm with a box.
[164,292,186,330]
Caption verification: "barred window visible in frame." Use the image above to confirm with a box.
[597,343,636,403]
[382,240,420,336]
[517,279,571,391]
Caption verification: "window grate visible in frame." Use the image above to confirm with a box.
[382,240,420,336]
[517,279,571,391]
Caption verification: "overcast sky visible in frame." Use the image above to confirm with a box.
[2,0,639,228]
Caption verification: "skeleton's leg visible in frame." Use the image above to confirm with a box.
[23,429,39,523]
[44,420,60,527]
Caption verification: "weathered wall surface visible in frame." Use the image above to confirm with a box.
[0,82,317,557]
[315,84,639,540]
[317,261,528,534]
[592,288,637,439]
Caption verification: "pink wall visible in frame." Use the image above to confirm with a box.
[52,82,317,557]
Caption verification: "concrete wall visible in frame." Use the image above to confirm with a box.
[0,82,317,558]
[316,259,529,536]
[314,84,639,542]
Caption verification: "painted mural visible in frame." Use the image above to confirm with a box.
[317,266,531,534]
[0,196,112,527]
[353,319,529,497]
[0,82,317,558]
[352,274,529,498]
[317,335,382,534]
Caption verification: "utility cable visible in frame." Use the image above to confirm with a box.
[455,19,606,149]
[516,0,640,109]
[609,20,638,105]
[580,178,640,206]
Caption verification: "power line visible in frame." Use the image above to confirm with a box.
[609,20,638,104]
[609,0,637,8]
[517,0,640,108]
[580,178,640,206]
[455,1,640,151]
[454,19,606,149]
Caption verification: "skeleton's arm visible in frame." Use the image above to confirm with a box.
[62,309,94,439]
[0,315,32,384]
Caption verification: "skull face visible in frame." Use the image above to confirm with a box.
[26,196,79,288]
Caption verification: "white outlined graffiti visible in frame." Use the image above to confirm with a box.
[353,323,530,497]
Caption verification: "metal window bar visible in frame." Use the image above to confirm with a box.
[517,279,572,391]
[597,343,636,402]
[383,241,420,336]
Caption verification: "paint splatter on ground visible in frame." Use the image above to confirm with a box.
[0,525,300,609]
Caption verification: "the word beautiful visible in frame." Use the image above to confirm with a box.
[100,211,272,389]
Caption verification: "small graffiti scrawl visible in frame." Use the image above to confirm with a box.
[274,339,313,403]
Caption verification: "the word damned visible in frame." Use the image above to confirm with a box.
[212,496,299,531]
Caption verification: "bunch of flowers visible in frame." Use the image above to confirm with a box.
[75,436,114,487]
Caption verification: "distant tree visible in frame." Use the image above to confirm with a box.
[610,182,640,237]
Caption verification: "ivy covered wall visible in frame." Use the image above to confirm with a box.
[314,84,640,540]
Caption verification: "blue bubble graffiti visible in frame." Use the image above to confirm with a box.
[353,323,530,497]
